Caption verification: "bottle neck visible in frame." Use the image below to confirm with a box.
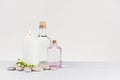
[38,28,47,37]
[52,43,57,46]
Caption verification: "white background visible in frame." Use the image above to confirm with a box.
[0,0,120,62]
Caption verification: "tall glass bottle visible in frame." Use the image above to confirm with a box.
[47,40,62,69]
[38,21,51,64]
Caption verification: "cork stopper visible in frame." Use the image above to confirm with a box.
[52,40,57,44]
[39,21,46,29]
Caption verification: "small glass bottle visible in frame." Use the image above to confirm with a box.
[47,40,62,69]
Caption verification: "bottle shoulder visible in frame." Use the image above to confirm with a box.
[48,45,62,50]
[56,45,62,49]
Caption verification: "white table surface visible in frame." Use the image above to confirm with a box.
[0,61,120,80]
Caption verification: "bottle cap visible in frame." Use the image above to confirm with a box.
[39,21,46,29]
[52,40,57,44]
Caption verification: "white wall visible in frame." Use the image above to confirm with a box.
[0,0,120,61]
